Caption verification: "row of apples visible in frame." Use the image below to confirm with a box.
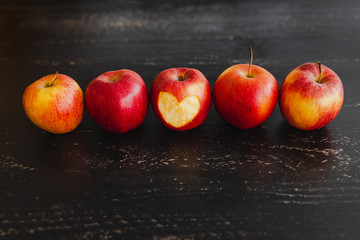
[23,48,344,134]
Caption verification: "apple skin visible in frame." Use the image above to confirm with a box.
[23,73,84,134]
[85,69,148,133]
[279,62,344,130]
[213,64,279,129]
[150,68,212,131]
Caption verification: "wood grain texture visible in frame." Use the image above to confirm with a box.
[0,0,360,239]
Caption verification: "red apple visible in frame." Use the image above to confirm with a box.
[23,72,84,134]
[150,68,211,131]
[279,62,344,130]
[213,48,279,129]
[85,69,148,133]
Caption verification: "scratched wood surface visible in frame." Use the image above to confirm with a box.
[1,0,360,239]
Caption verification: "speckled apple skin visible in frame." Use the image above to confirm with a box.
[280,63,344,130]
[85,69,148,133]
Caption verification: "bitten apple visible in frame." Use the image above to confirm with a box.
[23,72,84,134]
[213,48,279,129]
[150,68,211,131]
[279,62,344,130]
[85,69,148,133]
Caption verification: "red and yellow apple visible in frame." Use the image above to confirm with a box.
[213,48,279,129]
[279,62,344,130]
[85,69,148,133]
[23,72,84,134]
[150,68,211,131]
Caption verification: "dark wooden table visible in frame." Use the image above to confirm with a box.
[1,0,360,239]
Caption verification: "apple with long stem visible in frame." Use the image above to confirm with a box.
[279,61,344,130]
[213,47,279,129]
[23,72,84,134]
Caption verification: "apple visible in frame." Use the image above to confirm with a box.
[85,69,148,133]
[213,47,279,129]
[23,72,84,134]
[279,62,344,130]
[150,68,211,131]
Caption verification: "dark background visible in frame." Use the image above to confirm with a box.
[1,0,360,239]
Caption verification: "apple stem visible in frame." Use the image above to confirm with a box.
[50,71,59,87]
[247,47,253,78]
[317,61,322,83]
